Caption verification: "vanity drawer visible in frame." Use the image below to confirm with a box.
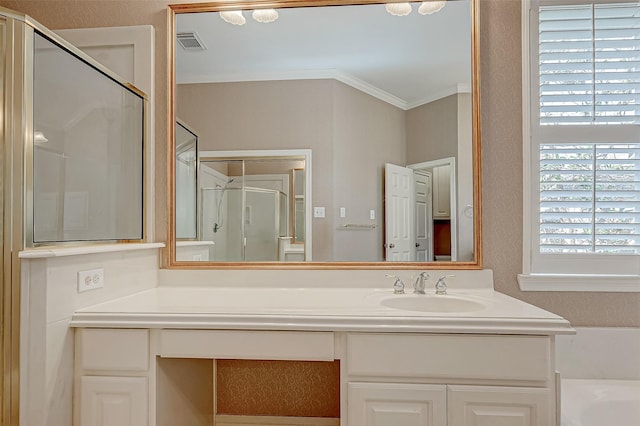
[78,328,149,372]
[347,333,551,382]
[160,330,335,361]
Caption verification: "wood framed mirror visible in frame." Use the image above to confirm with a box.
[168,0,481,269]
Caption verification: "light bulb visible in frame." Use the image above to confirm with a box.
[252,9,278,23]
[385,2,412,16]
[418,1,446,15]
[219,10,246,26]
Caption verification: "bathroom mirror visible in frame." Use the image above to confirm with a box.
[169,0,481,268]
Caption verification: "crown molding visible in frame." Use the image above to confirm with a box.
[178,70,470,110]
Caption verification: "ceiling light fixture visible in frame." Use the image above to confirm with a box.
[252,9,279,23]
[418,0,446,15]
[385,2,412,16]
[219,10,246,26]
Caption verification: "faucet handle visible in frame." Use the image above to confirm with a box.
[435,275,455,295]
[385,274,405,294]
[413,272,429,294]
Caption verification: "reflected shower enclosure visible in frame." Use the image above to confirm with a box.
[202,184,287,261]
[175,121,198,239]
[200,158,295,261]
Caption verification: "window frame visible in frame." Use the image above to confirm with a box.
[519,0,640,292]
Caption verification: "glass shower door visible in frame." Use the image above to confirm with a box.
[244,188,280,261]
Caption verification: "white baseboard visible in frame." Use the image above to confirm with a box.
[215,415,340,426]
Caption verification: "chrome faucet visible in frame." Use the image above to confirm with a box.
[435,275,455,295]
[413,272,429,294]
[386,274,405,294]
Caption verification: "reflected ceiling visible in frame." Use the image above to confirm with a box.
[176,1,471,109]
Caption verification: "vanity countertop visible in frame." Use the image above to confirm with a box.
[70,286,574,335]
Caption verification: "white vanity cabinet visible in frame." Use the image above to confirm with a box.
[69,283,572,426]
[72,328,559,426]
[348,382,447,425]
[80,376,148,426]
[447,385,551,426]
[75,329,152,426]
[346,333,555,426]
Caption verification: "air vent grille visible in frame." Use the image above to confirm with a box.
[177,32,206,51]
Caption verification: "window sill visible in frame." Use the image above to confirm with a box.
[517,274,640,293]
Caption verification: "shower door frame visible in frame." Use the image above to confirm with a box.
[1,13,31,425]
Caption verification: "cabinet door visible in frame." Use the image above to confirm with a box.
[80,376,148,426]
[432,165,451,219]
[448,385,552,426]
[348,382,446,426]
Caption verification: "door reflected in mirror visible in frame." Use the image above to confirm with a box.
[170,0,480,266]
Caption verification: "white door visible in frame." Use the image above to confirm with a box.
[349,382,447,426]
[385,163,415,261]
[414,171,433,262]
[448,385,552,426]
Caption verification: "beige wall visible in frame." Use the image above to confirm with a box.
[406,93,459,164]
[332,81,405,261]
[3,0,638,326]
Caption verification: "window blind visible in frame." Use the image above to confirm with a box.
[539,2,640,125]
[537,2,640,255]
[540,143,640,253]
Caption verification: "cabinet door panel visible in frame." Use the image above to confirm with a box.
[80,376,148,426]
[433,165,451,219]
[348,382,446,426]
[448,385,552,426]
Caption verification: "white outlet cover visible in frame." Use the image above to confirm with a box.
[340,207,346,218]
[78,268,104,293]
[370,210,376,220]
[314,207,325,218]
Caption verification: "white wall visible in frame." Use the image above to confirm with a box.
[20,246,162,426]
[556,327,640,380]
[456,93,474,262]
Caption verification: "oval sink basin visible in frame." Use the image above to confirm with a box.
[381,295,485,313]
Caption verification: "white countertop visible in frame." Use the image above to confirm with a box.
[71,286,574,335]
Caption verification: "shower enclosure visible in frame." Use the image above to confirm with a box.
[201,184,288,261]
[0,6,147,422]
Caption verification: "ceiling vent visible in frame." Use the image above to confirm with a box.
[176,32,206,51]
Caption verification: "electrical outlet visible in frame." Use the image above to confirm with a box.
[77,268,104,293]
[313,207,325,218]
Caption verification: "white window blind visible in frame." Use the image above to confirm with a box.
[540,143,640,253]
[539,2,640,125]
[537,1,640,257]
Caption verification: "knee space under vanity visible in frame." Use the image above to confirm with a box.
[156,358,341,426]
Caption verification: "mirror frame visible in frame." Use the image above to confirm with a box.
[167,0,482,270]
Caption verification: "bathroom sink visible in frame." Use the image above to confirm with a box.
[380,295,485,313]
